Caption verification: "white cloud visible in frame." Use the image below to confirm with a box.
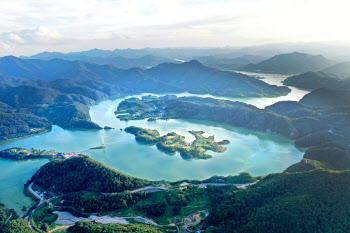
[7,33,25,44]
[0,42,13,54]
[0,0,349,55]
[2,27,63,44]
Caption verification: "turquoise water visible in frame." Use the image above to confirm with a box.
[0,158,48,214]
[0,74,307,213]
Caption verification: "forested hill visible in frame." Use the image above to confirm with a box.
[322,61,350,79]
[241,52,335,74]
[144,60,290,97]
[205,169,350,233]
[283,71,344,90]
[33,156,152,193]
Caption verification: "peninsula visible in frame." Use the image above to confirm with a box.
[115,95,298,138]
[0,147,85,161]
[124,126,229,159]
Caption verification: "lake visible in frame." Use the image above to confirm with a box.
[0,73,307,214]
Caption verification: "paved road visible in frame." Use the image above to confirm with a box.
[131,185,168,193]
[28,182,43,201]
[195,182,257,189]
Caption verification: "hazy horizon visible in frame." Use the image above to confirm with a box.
[1,0,350,56]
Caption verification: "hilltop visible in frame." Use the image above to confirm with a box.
[241,52,335,74]
[33,156,151,194]
[283,71,342,90]
[322,61,350,79]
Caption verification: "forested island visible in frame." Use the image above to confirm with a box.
[124,126,229,159]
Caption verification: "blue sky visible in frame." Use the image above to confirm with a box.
[0,0,349,56]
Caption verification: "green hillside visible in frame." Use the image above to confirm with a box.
[205,169,350,233]
[33,156,151,193]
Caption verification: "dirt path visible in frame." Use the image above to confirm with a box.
[49,225,70,233]
[5,212,12,224]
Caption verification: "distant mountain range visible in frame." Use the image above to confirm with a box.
[321,61,350,79]
[0,56,289,97]
[0,56,290,140]
[23,47,350,74]
[240,52,336,74]
[23,49,269,71]
[194,55,267,70]
[21,42,350,61]
[22,53,180,69]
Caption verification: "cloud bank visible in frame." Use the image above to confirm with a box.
[0,0,349,56]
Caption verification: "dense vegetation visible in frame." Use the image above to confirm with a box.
[33,156,151,194]
[32,203,58,231]
[0,102,51,140]
[66,221,162,233]
[61,191,149,214]
[1,219,34,233]
[205,169,350,232]
[115,185,215,225]
[0,203,11,227]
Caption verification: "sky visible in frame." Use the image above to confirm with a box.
[0,0,349,56]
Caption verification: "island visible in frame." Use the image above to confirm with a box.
[124,126,230,159]
[0,147,85,160]
[90,145,107,149]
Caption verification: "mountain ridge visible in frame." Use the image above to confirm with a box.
[240,52,335,74]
